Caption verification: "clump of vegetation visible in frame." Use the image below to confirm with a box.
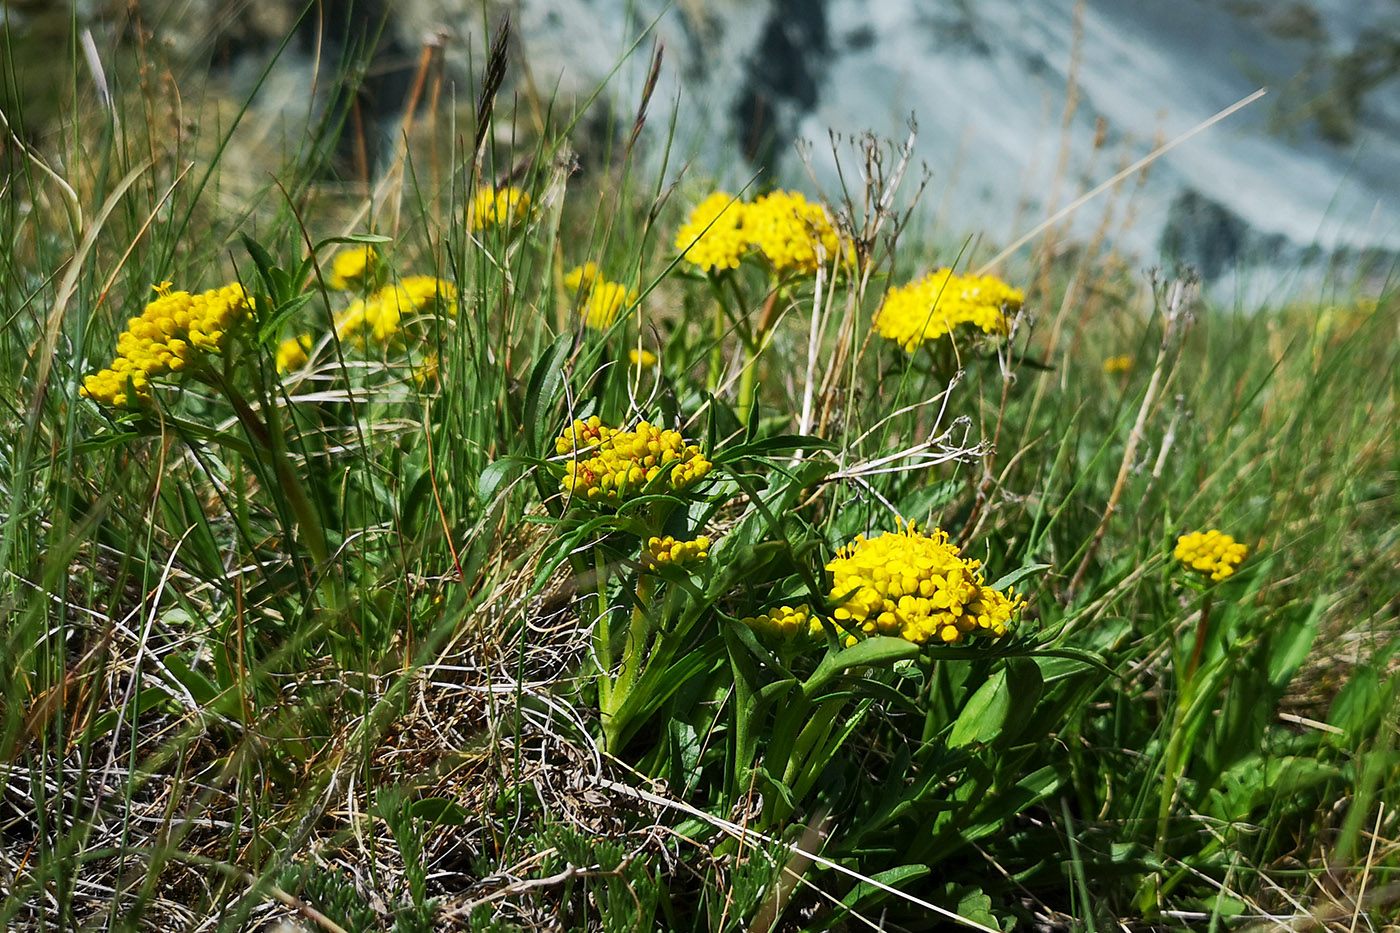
[1,13,1397,933]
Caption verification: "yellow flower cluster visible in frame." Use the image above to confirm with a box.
[874,270,1025,352]
[554,416,713,504]
[277,333,312,372]
[674,192,749,272]
[1174,530,1249,582]
[81,282,251,409]
[642,535,711,569]
[741,603,827,641]
[745,190,843,274]
[629,348,658,368]
[334,276,457,345]
[564,263,637,330]
[1103,354,1133,375]
[470,185,531,232]
[327,245,379,290]
[826,523,1024,645]
[674,189,843,275]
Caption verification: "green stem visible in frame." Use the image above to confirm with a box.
[217,379,331,572]
[783,696,845,787]
[1185,590,1214,684]
[737,286,785,426]
[1144,587,1213,913]
[708,294,725,393]
[602,570,654,750]
[706,271,730,393]
[737,343,760,426]
[594,548,615,714]
[920,657,941,745]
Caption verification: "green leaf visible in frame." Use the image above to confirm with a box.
[255,293,315,346]
[408,797,469,827]
[89,687,167,737]
[1267,596,1324,692]
[1026,645,1117,680]
[1327,665,1382,740]
[803,636,920,698]
[523,332,573,457]
[838,864,931,909]
[998,657,1045,746]
[1031,654,1094,683]
[478,456,533,505]
[312,232,393,253]
[948,670,1010,748]
[163,653,219,706]
[64,430,143,459]
[613,643,725,749]
[240,234,280,297]
[987,562,1051,592]
[953,886,1004,931]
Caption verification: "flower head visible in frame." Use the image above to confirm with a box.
[327,244,379,290]
[470,185,531,232]
[1174,530,1248,582]
[564,264,636,330]
[81,282,252,409]
[826,522,1024,645]
[675,192,749,272]
[643,535,711,569]
[554,416,713,505]
[741,603,828,641]
[874,270,1024,352]
[744,190,843,275]
[1103,354,1133,375]
[629,348,658,368]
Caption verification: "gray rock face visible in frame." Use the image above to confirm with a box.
[475,0,1400,293]
[12,0,1398,293]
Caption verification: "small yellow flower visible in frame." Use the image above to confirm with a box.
[642,535,711,569]
[277,333,312,372]
[1174,530,1248,582]
[874,270,1024,352]
[741,603,830,641]
[675,192,749,272]
[1103,355,1133,375]
[826,521,1024,645]
[327,245,379,290]
[470,185,531,232]
[554,416,712,505]
[629,348,658,368]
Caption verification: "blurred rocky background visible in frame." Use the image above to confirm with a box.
[5,0,1398,296]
